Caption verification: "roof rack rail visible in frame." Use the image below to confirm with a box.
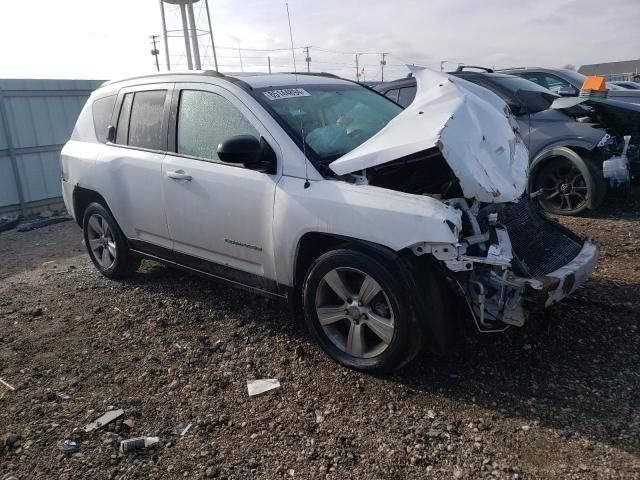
[455,65,494,73]
[103,69,226,86]
[494,67,527,71]
[284,71,342,79]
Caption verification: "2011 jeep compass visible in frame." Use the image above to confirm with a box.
[61,67,598,372]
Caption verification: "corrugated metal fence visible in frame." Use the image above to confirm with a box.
[0,79,104,215]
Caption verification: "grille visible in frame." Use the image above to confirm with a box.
[495,197,584,277]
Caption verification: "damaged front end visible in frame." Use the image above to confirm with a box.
[409,197,598,331]
[330,67,598,330]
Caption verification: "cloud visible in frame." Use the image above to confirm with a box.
[0,0,638,81]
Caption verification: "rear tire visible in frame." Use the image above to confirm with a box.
[82,202,140,279]
[302,249,428,372]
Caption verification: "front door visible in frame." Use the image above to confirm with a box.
[162,83,282,293]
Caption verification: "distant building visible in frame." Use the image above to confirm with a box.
[578,60,640,82]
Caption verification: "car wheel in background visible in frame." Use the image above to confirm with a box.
[82,202,140,279]
[531,148,601,215]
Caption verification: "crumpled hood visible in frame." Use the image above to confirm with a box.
[329,66,529,203]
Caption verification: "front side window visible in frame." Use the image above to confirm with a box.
[254,83,402,164]
[384,88,399,103]
[177,90,259,162]
[397,86,417,107]
[543,75,571,94]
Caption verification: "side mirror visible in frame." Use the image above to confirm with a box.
[106,125,116,143]
[217,135,276,173]
[217,135,263,164]
[557,86,578,97]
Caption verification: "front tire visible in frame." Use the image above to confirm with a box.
[531,148,604,215]
[302,249,425,372]
[82,202,140,279]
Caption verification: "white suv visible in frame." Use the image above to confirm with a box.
[61,68,598,372]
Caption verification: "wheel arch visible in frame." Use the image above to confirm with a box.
[72,186,110,227]
[292,231,454,355]
[528,144,595,193]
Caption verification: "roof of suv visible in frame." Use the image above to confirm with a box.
[103,70,350,90]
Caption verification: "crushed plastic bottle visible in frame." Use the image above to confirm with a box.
[119,436,160,453]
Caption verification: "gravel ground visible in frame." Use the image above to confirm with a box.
[0,199,639,480]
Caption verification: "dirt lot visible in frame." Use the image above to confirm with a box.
[1,199,639,480]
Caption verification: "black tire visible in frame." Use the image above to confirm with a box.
[302,248,429,372]
[531,148,598,215]
[82,202,140,279]
[584,155,607,209]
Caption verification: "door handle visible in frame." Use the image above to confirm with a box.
[167,170,192,181]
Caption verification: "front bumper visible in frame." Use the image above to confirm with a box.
[521,240,598,310]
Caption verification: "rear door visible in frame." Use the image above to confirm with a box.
[162,83,282,293]
[97,84,173,251]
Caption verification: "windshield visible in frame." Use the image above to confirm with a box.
[254,83,402,164]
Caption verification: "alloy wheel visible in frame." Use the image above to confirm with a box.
[315,267,395,359]
[86,214,117,270]
[538,158,590,213]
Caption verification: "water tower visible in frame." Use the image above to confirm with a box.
[158,0,218,71]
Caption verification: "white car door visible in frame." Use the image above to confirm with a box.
[96,84,173,251]
[162,83,282,295]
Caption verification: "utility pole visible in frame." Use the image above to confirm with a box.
[304,46,311,72]
[150,35,160,72]
[355,53,364,82]
[380,53,388,82]
[236,39,243,72]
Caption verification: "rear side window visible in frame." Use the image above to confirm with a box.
[115,90,167,150]
[397,86,417,107]
[177,90,258,162]
[92,95,117,143]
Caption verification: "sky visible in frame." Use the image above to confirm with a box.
[1,0,638,82]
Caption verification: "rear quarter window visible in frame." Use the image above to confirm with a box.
[92,95,117,143]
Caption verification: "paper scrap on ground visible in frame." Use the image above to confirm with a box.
[84,409,124,432]
[247,379,281,396]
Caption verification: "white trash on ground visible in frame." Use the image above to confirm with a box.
[84,409,124,432]
[247,379,281,396]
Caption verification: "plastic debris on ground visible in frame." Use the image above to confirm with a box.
[173,422,192,436]
[247,379,281,396]
[57,439,80,456]
[84,409,124,432]
[120,436,160,453]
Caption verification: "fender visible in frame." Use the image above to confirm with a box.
[528,138,598,165]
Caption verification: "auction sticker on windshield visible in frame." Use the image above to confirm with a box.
[263,88,311,100]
